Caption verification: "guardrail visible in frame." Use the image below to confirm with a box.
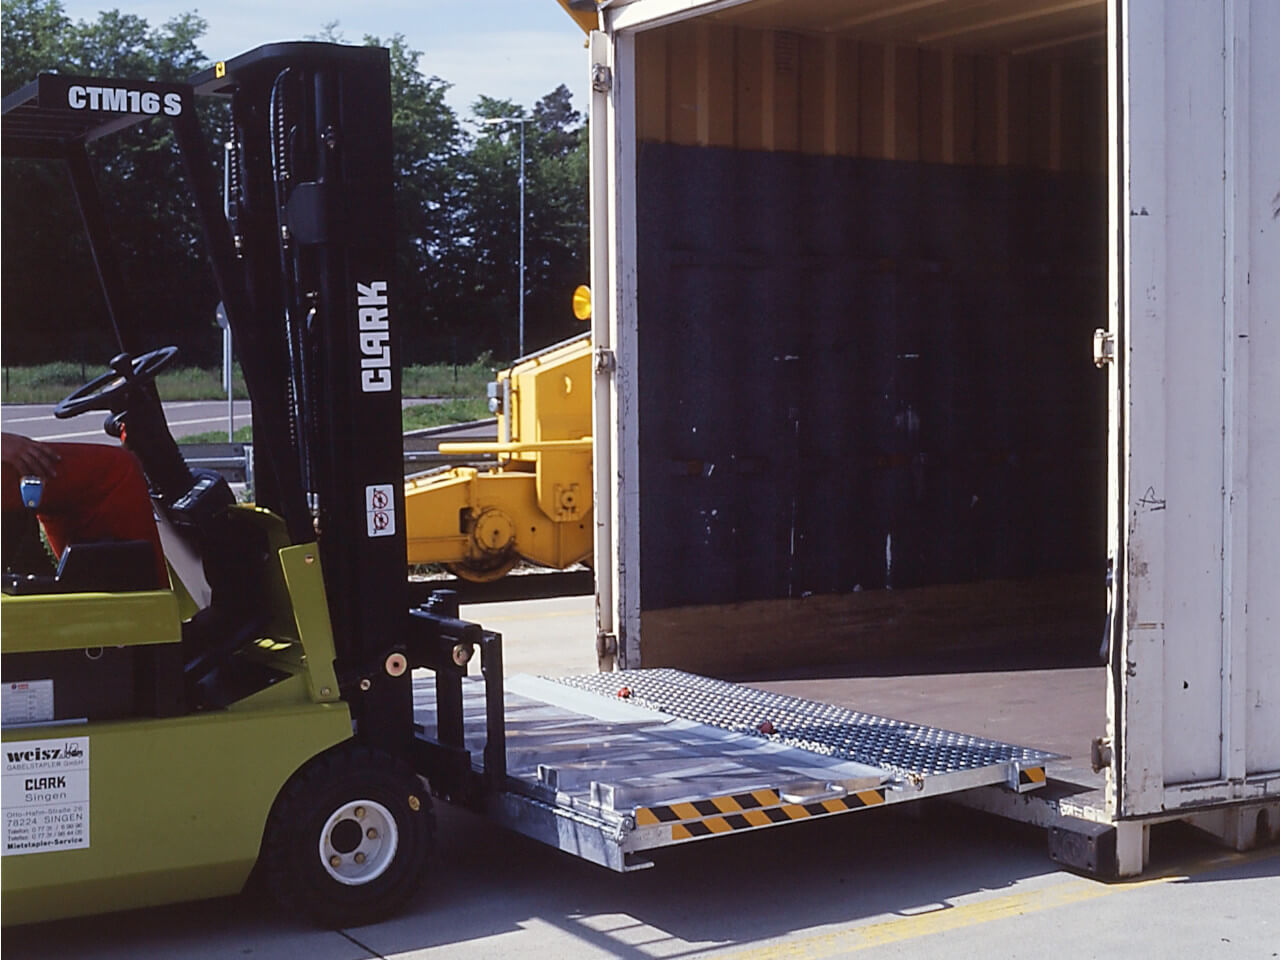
[178,419,502,487]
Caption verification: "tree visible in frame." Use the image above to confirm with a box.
[1,1,220,366]
[525,85,590,353]
[459,87,589,361]
[0,4,590,372]
[364,33,469,366]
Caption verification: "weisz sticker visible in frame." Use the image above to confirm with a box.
[3,736,89,856]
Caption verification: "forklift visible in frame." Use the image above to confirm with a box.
[1,42,501,927]
[2,42,1056,929]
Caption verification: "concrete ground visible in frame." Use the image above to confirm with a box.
[5,596,1277,959]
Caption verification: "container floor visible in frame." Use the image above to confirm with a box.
[755,665,1106,791]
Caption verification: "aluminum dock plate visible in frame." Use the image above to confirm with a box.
[413,668,1058,871]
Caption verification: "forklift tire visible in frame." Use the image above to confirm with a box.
[259,743,434,928]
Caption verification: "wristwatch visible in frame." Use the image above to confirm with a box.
[19,475,43,510]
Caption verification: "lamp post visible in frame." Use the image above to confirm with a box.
[483,116,531,358]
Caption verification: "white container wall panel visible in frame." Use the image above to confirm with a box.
[1240,0,1279,775]
[1118,0,1280,815]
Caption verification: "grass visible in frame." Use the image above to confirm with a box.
[402,358,495,398]
[2,358,497,404]
[1,363,250,404]
[179,424,256,444]
[178,399,493,445]
[401,397,492,431]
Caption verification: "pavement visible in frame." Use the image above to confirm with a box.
[4,595,1278,959]
[0,398,467,444]
[1,400,256,443]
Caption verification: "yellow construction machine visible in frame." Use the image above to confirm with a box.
[404,327,593,581]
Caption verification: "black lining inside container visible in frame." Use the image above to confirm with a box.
[635,142,1106,656]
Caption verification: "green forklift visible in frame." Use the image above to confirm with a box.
[1,43,505,927]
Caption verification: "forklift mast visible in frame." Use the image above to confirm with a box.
[189,44,411,745]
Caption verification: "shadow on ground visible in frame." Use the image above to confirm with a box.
[8,798,1270,960]
[6,802,1065,960]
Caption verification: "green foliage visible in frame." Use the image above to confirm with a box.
[401,358,495,399]
[401,398,493,431]
[179,424,255,445]
[0,359,496,403]
[0,362,249,403]
[2,1,223,367]
[0,4,589,375]
[462,86,590,359]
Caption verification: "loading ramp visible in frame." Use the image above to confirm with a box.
[414,668,1057,871]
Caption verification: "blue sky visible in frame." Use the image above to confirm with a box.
[57,1,591,119]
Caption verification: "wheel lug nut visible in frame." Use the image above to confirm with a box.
[329,855,342,868]
[354,806,365,818]
[367,828,378,839]
[354,852,366,864]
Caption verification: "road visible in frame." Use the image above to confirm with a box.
[1,400,255,443]
[0,399,487,444]
[4,596,1277,960]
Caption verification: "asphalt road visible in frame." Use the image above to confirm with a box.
[1,400,255,443]
[1,398,481,444]
[4,597,1277,960]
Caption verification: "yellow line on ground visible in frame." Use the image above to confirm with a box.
[718,847,1280,960]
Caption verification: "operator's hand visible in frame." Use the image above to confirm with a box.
[1,432,60,478]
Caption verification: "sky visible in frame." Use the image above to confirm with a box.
[56,1,592,120]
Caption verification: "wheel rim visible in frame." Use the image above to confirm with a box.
[318,799,399,886]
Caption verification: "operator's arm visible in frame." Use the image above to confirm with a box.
[1,432,61,478]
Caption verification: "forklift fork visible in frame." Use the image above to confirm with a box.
[408,589,506,802]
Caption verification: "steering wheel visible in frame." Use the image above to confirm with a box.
[53,346,179,420]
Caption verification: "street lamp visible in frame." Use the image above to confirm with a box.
[483,116,532,358]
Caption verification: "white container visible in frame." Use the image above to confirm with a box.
[585,0,1279,831]
[1109,0,1279,819]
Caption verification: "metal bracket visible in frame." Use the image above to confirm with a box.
[594,346,616,374]
[1091,736,1113,773]
[591,63,612,93]
[1007,761,1049,793]
[595,631,618,673]
[1093,328,1116,367]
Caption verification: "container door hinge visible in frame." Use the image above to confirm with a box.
[1093,328,1116,367]
[1091,736,1113,773]
[592,63,612,93]
[594,347,616,374]
[595,631,618,672]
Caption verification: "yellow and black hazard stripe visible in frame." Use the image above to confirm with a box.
[637,788,887,840]
[1017,766,1047,789]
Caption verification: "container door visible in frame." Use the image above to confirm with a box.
[1109,0,1280,818]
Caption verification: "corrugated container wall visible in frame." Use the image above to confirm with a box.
[619,11,1109,674]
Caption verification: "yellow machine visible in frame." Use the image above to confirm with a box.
[404,331,593,581]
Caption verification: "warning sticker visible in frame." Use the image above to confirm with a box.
[3,680,54,726]
[365,483,396,538]
[2,736,89,856]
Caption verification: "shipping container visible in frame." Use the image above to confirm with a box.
[577,0,1279,870]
